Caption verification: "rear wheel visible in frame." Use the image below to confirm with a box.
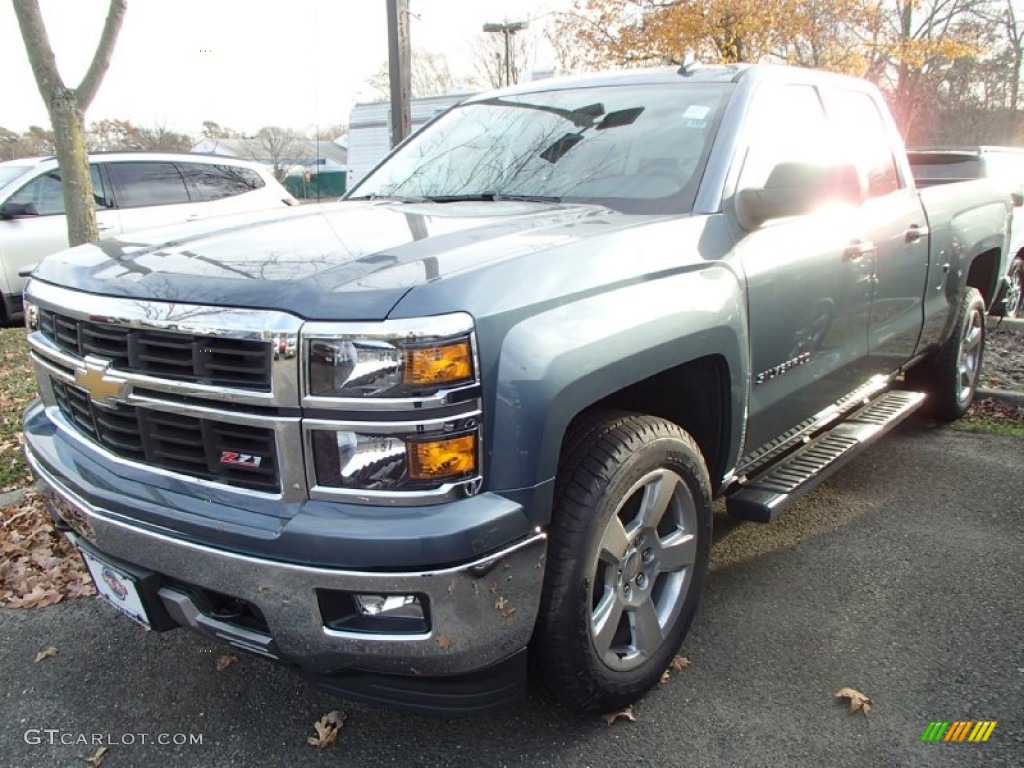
[906,287,985,421]
[534,411,712,713]
[1004,256,1023,319]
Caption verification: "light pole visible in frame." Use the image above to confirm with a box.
[482,20,528,86]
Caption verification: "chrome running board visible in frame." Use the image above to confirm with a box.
[726,390,926,522]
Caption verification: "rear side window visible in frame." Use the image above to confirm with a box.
[909,154,983,183]
[6,165,109,215]
[823,90,901,197]
[178,162,266,202]
[106,162,191,208]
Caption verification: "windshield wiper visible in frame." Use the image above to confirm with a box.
[345,194,429,203]
[424,192,563,204]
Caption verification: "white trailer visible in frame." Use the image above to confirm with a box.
[346,93,473,190]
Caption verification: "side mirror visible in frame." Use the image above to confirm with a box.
[0,201,39,218]
[735,162,864,230]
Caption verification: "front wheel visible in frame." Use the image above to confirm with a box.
[906,287,986,421]
[534,411,712,713]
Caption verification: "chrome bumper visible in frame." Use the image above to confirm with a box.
[30,451,547,677]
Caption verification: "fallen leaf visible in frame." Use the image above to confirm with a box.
[34,645,58,663]
[436,633,452,650]
[306,711,346,749]
[79,746,108,767]
[834,686,872,716]
[215,654,238,672]
[669,655,692,672]
[602,705,638,726]
[1,491,96,609]
[495,596,508,610]
[659,670,671,684]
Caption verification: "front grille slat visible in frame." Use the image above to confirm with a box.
[51,379,280,493]
[39,310,271,391]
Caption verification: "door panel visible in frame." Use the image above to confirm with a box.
[738,214,874,450]
[821,89,929,373]
[862,192,929,370]
[733,84,874,452]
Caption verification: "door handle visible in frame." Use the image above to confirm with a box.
[96,223,114,232]
[904,224,928,243]
[844,240,875,260]
[186,214,202,222]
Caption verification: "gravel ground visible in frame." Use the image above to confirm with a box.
[981,323,1024,391]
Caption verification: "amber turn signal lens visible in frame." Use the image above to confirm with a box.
[404,341,473,386]
[408,434,477,480]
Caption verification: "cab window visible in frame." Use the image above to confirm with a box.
[179,162,265,202]
[737,84,832,191]
[5,165,109,216]
[106,162,191,208]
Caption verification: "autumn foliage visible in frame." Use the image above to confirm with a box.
[554,0,1020,142]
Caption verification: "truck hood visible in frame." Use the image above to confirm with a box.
[32,200,638,320]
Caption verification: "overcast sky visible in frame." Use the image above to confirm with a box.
[0,0,571,137]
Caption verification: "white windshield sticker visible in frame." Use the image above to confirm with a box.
[683,105,711,120]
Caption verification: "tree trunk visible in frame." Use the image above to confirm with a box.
[49,88,97,246]
[13,0,126,248]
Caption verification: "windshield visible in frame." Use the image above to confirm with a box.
[0,165,33,189]
[351,83,732,214]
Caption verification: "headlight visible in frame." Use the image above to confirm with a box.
[24,298,39,331]
[310,423,480,492]
[304,314,478,400]
[303,314,483,501]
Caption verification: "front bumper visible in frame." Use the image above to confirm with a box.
[30,448,546,678]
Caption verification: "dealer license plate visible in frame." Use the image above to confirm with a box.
[78,548,151,630]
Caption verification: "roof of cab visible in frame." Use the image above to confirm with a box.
[462,62,879,103]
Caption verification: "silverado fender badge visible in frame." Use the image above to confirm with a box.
[74,358,131,406]
[755,351,813,385]
[220,451,263,468]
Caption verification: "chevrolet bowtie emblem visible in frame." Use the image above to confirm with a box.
[74,359,131,405]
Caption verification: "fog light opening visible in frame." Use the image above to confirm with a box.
[354,593,423,619]
[317,589,430,635]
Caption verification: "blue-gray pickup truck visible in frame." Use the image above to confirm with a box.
[22,64,1012,714]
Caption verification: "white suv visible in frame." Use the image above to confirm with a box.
[0,152,297,321]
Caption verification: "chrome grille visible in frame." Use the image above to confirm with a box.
[52,379,280,492]
[39,309,272,391]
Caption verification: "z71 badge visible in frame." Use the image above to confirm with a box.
[220,451,263,467]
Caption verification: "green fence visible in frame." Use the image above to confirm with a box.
[285,169,347,200]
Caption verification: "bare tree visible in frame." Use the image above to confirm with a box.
[471,28,535,89]
[201,120,241,139]
[248,127,306,182]
[368,49,466,98]
[133,122,193,152]
[0,124,55,161]
[12,0,127,247]
[312,123,348,141]
[546,13,591,74]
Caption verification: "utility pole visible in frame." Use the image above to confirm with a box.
[386,0,411,148]
[482,21,529,86]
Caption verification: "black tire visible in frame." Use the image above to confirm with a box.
[534,411,712,713]
[1003,256,1023,319]
[905,287,986,421]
